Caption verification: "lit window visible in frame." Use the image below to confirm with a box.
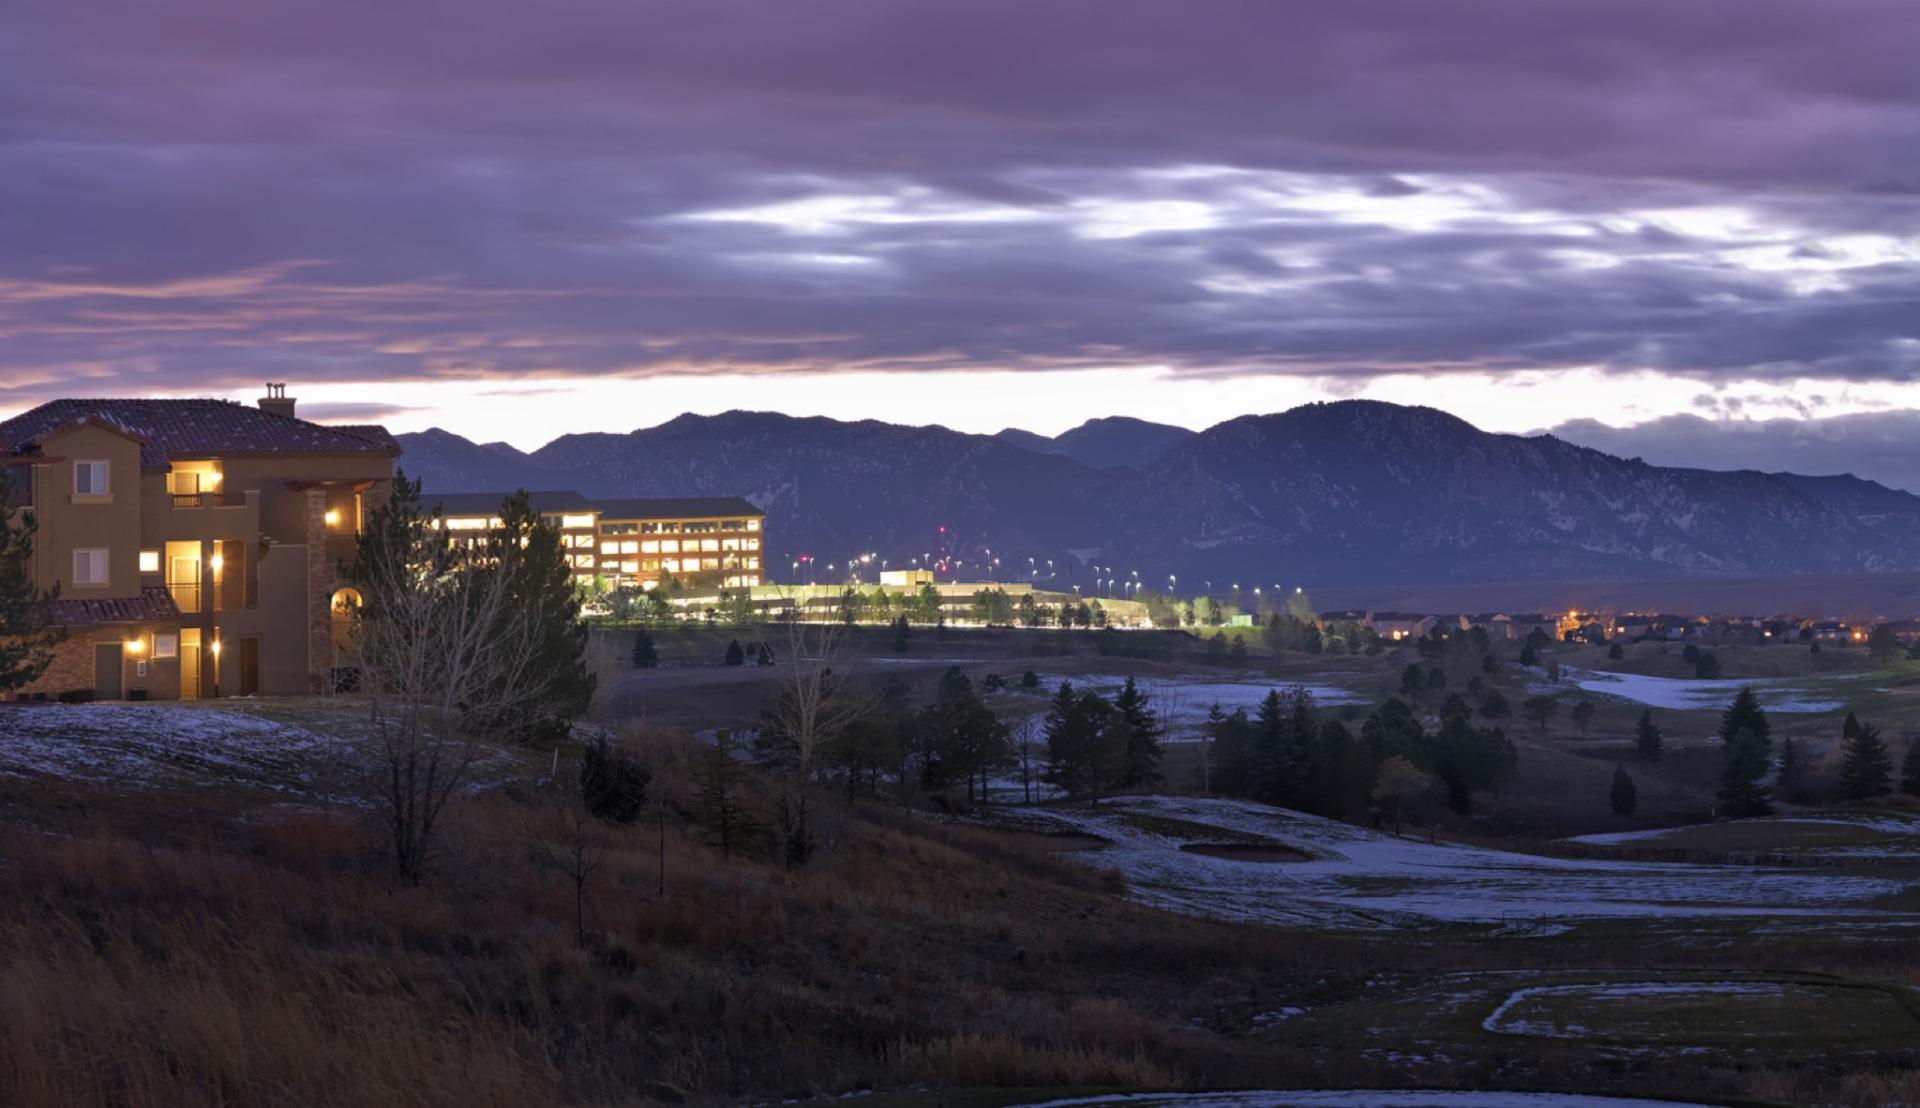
[153,634,178,659]
[744,538,760,551]
[561,514,596,529]
[700,539,719,552]
[72,548,109,585]
[73,460,110,496]
[660,540,679,554]
[615,541,634,555]
[622,560,639,574]
[445,517,489,530]
[663,559,681,573]
[722,538,741,551]
[746,519,760,531]
[640,540,660,554]
[599,541,618,555]
[138,550,160,573]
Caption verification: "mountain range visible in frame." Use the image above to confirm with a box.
[389,402,1920,587]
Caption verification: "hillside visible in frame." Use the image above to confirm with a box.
[394,402,1920,587]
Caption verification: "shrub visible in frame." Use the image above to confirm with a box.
[579,736,651,824]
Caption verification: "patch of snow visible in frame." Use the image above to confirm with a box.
[1550,668,1847,713]
[1484,981,1810,1039]
[1018,795,1916,930]
[1013,1091,1715,1107]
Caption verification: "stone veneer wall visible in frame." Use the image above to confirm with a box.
[304,488,332,694]
[12,631,100,699]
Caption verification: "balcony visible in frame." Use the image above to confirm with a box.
[171,491,249,510]
[169,581,202,615]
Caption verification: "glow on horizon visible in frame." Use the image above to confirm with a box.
[177,368,1920,451]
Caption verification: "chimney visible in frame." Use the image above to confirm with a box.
[258,382,297,419]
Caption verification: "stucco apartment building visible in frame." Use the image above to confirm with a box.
[1,386,398,701]
[427,492,766,593]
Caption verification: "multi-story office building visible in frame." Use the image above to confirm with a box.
[429,493,765,592]
[425,490,604,585]
[594,497,763,591]
[0,386,399,700]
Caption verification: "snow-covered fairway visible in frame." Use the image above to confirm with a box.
[1551,667,1848,713]
[999,796,1916,931]
[1016,1092,1714,1107]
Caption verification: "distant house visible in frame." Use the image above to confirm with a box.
[1508,614,1555,641]
[1470,612,1516,639]
[1370,612,1434,641]
[1809,621,1852,643]
[1318,609,1369,627]
[1882,619,1920,643]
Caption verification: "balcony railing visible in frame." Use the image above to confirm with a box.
[169,582,202,615]
[171,491,249,509]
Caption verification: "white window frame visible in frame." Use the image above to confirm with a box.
[73,460,110,496]
[153,634,178,659]
[72,548,109,586]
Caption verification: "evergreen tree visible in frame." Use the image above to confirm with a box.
[938,664,973,704]
[725,639,746,666]
[757,643,774,666]
[1867,624,1902,665]
[1425,712,1517,815]
[1479,690,1510,720]
[1694,652,1722,679]
[1777,735,1807,799]
[1518,641,1539,667]
[1607,642,1624,661]
[1570,700,1596,734]
[1020,669,1040,690]
[1112,676,1165,788]
[1716,688,1773,818]
[889,615,910,653]
[1399,664,1426,701]
[0,470,61,695]
[1843,712,1862,741]
[1230,636,1248,662]
[475,490,596,744]
[630,628,658,669]
[1042,683,1123,804]
[1682,643,1701,665]
[1609,763,1637,816]
[698,734,758,859]
[1522,695,1559,732]
[1635,709,1663,761]
[1901,736,1920,798]
[580,736,651,824]
[1253,686,1320,810]
[1839,720,1893,801]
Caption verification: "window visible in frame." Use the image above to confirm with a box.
[600,541,619,555]
[640,540,660,554]
[73,548,109,585]
[74,460,110,496]
[561,514,596,530]
[153,634,178,659]
[138,550,160,573]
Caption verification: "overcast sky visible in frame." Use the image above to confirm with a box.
[3,1,1918,451]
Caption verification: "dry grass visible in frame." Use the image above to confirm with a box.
[3,729,1920,1106]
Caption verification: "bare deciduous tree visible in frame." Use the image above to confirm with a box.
[529,787,606,947]
[756,621,868,865]
[349,484,552,884]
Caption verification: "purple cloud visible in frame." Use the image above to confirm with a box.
[1,0,1917,409]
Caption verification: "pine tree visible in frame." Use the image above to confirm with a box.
[1635,710,1663,761]
[1041,682,1122,804]
[1112,676,1165,788]
[1716,688,1773,818]
[1609,763,1637,816]
[0,470,62,695]
[725,639,746,666]
[889,615,910,653]
[1839,721,1893,801]
[1253,686,1320,810]
[476,490,596,744]
[630,628,658,669]
[1570,700,1595,734]
[1867,624,1902,665]
[1901,737,1920,798]
[1843,712,1862,741]
[1778,735,1806,799]
[698,735,758,859]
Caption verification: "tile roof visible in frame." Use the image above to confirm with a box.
[49,587,183,627]
[594,496,764,520]
[0,399,399,470]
